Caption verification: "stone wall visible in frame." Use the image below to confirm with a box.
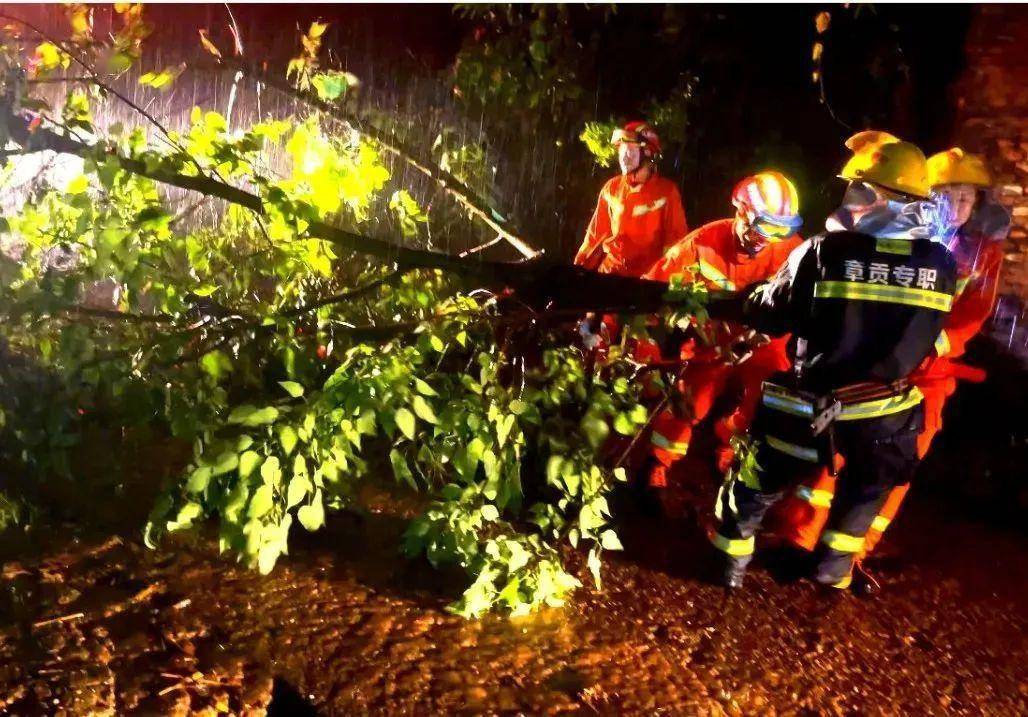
[954,5,1028,298]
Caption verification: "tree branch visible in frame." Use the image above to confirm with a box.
[2,108,675,317]
[206,58,542,260]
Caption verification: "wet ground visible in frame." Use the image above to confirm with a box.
[1,481,1025,716]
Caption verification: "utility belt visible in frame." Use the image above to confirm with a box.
[760,379,924,474]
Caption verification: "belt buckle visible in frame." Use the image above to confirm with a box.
[811,398,842,436]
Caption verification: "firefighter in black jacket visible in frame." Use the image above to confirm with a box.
[709,132,959,590]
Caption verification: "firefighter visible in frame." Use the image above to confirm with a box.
[642,172,804,491]
[574,121,689,277]
[707,132,958,590]
[770,147,1011,589]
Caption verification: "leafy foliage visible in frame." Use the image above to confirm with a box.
[0,7,703,617]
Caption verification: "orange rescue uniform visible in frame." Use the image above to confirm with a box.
[575,174,689,277]
[774,232,1006,554]
[643,219,802,483]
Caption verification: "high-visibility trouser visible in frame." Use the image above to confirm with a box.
[649,352,785,483]
[711,376,924,586]
[648,361,733,474]
[776,375,953,556]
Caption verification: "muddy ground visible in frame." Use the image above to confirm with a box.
[1,479,1025,716]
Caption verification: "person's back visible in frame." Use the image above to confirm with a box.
[707,132,962,592]
[767,229,958,392]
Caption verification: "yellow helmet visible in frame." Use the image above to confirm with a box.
[839,130,930,198]
[927,147,992,189]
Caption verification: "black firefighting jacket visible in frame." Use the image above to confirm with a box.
[737,230,958,393]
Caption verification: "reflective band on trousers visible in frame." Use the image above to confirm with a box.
[762,384,924,422]
[871,515,891,532]
[832,574,853,589]
[710,532,755,557]
[822,530,866,553]
[651,432,689,455]
[796,484,834,508]
[814,281,953,312]
[766,435,820,462]
[935,330,951,357]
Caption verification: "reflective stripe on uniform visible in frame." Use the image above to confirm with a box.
[813,281,953,312]
[651,432,689,455]
[766,435,820,462]
[761,385,814,417]
[870,515,891,533]
[796,484,834,508]
[822,530,865,553]
[710,532,755,557]
[698,258,737,291]
[935,330,951,357]
[875,238,912,255]
[762,383,923,422]
[836,386,924,421]
[631,197,667,217]
[955,275,971,297]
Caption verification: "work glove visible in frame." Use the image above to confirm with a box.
[578,319,603,350]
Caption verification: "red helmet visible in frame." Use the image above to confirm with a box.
[611,121,662,157]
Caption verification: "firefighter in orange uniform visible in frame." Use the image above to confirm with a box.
[642,172,804,489]
[574,121,689,277]
[773,147,1010,592]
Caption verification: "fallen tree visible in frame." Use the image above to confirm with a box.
[0,7,704,616]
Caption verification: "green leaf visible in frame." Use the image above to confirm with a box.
[563,471,580,497]
[580,414,610,449]
[579,503,604,531]
[481,504,499,522]
[248,485,274,518]
[600,529,623,551]
[546,456,565,487]
[613,412,635,436]
[411,395,438,424]
[186,466,212,494]
[587,547,602,589]
[228,405,280,426]
[496,413,516,447]
[279,381,305,398]
[260,456,282,486]
[311,70,358,101]
[66,175,89,194]
[414,377,438,396]
[257,542,280,575]
[286,475,311,509]
[239,450,261,478]
[395,407,416,439]
[278,425,298,456]
[389,448,417,490]
[212,451,239,476]
[297,491,325,531]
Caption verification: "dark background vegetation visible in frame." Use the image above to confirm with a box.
[10,3,975,256]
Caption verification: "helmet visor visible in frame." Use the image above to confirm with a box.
[751,219,796,240]
[611,128,640,145]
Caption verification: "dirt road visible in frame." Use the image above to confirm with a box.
[1,490,1025,715]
